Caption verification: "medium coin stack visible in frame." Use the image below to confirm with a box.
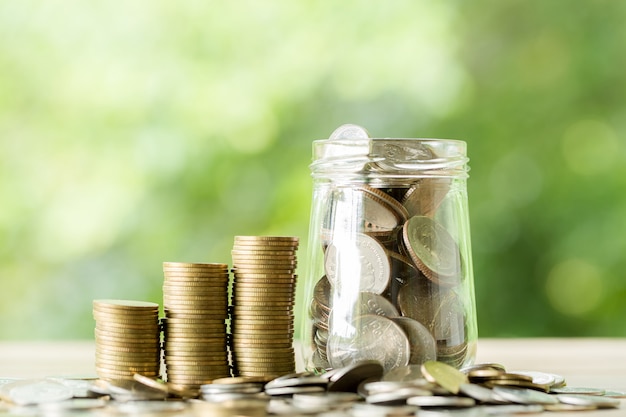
[92,299,161,381]
[230,236,299,378]
[162,262,231,388]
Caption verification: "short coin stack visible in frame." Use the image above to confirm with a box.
[162,262,231,388]
[230,236,299,378]
[92,299,161,381]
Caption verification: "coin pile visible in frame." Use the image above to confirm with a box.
[310,187,469,370]
[92,300,160,381]
[230,236,299,379]
[162,262,231,388]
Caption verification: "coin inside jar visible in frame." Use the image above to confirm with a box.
[324,233,391,294]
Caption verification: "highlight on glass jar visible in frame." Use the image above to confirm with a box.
[300,124,477,375]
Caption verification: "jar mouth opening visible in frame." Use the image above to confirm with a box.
[311,138,469,178]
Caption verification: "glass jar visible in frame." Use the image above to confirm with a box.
[300,128,477,374]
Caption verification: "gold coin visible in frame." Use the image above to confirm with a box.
[93,320,160,330]
[92,309,159,320]
[95,336,161,348]
[401,178,451,218]
[165,359,228,367]
[163,296,229,304]
[233,277,296,283]
[95,359,160,369]
[232,272,295,279]
[230,317,293,323]
[421,361,468,394]
[234,357,295,365]
[96,350,160,360]
[231,299,294,306]
[164,350,227,359]
[163,317,226,324]
[163,262,228,269]
[164,353,227,361]
[95,361,160,371]
[211,376,270,385]
[235,365,294,373]
[164,347,228,356]
[94,333,160,343]
[164,324,226,332]
[483,379,550,392]
[231,304,293,311]
[231,323,294,330]
[164,309,228,317]
[164,336,227,344]
[93,299,159,310]
[234,235,299,241]
[231,253,297,261]
[232,348,294,357]
[163,275,230,282]
[95,322,159,332]
[402,216,461,286]
[97,368,159,378]
[96,344,161,354]
[231,249,295,256]
[233,283,295,290]
[94,325,160,335]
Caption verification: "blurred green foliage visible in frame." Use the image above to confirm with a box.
[1,1,625,339]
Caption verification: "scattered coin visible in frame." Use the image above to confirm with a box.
[0,379,74,405]
[556,393,620,409]
[406,395,476,408]
[551,386,606,395]
[492,386,558,405]
[421,361,469,394]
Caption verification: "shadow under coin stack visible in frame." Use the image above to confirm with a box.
[92,300,161,381]
[230,236,299,378]
[162,262,231,389]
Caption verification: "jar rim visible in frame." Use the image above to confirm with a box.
[311,138,469,179]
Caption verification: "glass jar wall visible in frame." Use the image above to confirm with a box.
[300,129,477,375]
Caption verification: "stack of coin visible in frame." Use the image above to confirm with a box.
[230,236,299,378]
[162,262,231,389]
[92,300,161,381]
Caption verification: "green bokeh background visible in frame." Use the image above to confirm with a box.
[1,1,625,339]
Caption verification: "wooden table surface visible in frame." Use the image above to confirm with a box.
[0,338,624,416]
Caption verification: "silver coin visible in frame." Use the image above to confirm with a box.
[363,380,432,395]
[265,373,328,390]
[507,370,556,387]
[38,398,108,411]
[480,404,544,415]
[459,383,506,404]
[366,387,432,405]
[327,315,409,373]
[351,403,419,417]
[391,317,437,365]
[360,190,403,232]
[329,124,370,140]
[292,392,360,407]
[327,361,384,393]
[265,385,325,396]
[0,379,73,406]
[556,393,620,409]
[492,386,558,405]
[406,395,476,407]
[325,233,390,294]
[550,386,605,395]
[112,401,187,413]
[358,292,399,318]
[382,365,425,382]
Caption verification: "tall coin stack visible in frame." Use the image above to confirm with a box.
[162,262,231,389]
[93,299,161,381]
[230,236,299,378]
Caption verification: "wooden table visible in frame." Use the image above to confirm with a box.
[0,338,624,416]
